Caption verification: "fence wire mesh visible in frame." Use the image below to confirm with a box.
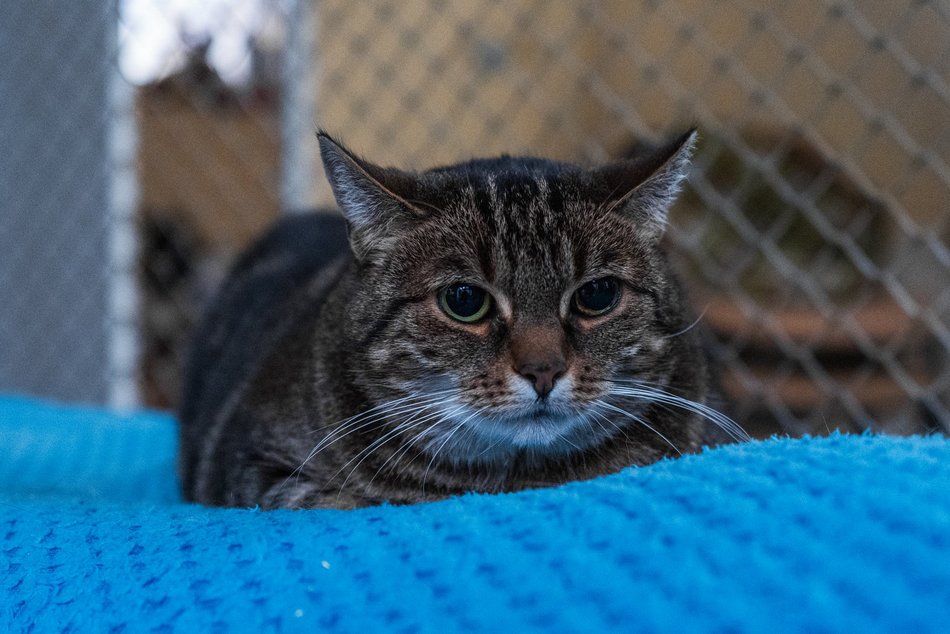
[2,0,948,438]
[1,1,120,405]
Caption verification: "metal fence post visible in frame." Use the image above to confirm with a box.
[281,0,321,213]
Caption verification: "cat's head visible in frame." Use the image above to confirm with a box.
[318,131,704,462]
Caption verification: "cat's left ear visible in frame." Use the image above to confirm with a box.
[594,129,697,242]
[318,131,422,261]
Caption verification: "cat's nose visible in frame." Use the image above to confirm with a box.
[510,322,569,399]
[516,358,567,399]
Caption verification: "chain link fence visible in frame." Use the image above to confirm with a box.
[2,0,948,438]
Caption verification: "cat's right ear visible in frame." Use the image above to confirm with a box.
[317,132,421,261]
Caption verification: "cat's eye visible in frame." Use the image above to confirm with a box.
[440,283,492,323]
[572,277,621,317]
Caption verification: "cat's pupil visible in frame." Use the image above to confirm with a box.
[574,277,620,316]
[441,283,490,322]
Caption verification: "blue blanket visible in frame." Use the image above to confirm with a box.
[2,395,949,633]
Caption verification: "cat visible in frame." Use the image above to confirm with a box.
[178,129,748,509]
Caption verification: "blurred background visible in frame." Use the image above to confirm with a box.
[2,0,948,438]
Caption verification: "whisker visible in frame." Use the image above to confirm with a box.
[421,407,487,496]
[586,403,632,442]
[314,389,460,451]
[579,410,608,439]
[330,420,432,494]
[618,387,745,442]
[304,388,459,437]
[277,390,459,493]
[294,397,443,475]
[607,380,750,442]
[330,412,435,495]
[347,404,469,493]
[474,429,505,458]
[554,429,582,453]
[409,403,474,454]
[659,305,708,340]
[594,399,683,455]
[369,404,468,485]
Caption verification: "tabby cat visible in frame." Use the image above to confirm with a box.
[179,129,747,509]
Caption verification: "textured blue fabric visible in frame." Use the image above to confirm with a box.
[0,395,179,503]
[1,396,949,633]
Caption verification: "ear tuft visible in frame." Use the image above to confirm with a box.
[596,129,698,241]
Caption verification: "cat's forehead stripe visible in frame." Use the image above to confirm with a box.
[439,169,615,313]
[473,173,571,314]
[486,174,499,209]
[534,173,549,197]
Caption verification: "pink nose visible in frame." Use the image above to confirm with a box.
[516,358,567,398]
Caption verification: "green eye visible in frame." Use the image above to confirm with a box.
[440,283,492,323]
[572,277,621,317]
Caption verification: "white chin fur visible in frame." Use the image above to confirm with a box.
[504,415,590,448]
[425,375,614,463]
[446,408,609,464]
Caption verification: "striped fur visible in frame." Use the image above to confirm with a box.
[179,130,745,509]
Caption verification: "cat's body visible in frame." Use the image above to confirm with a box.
[180,131,745,509]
